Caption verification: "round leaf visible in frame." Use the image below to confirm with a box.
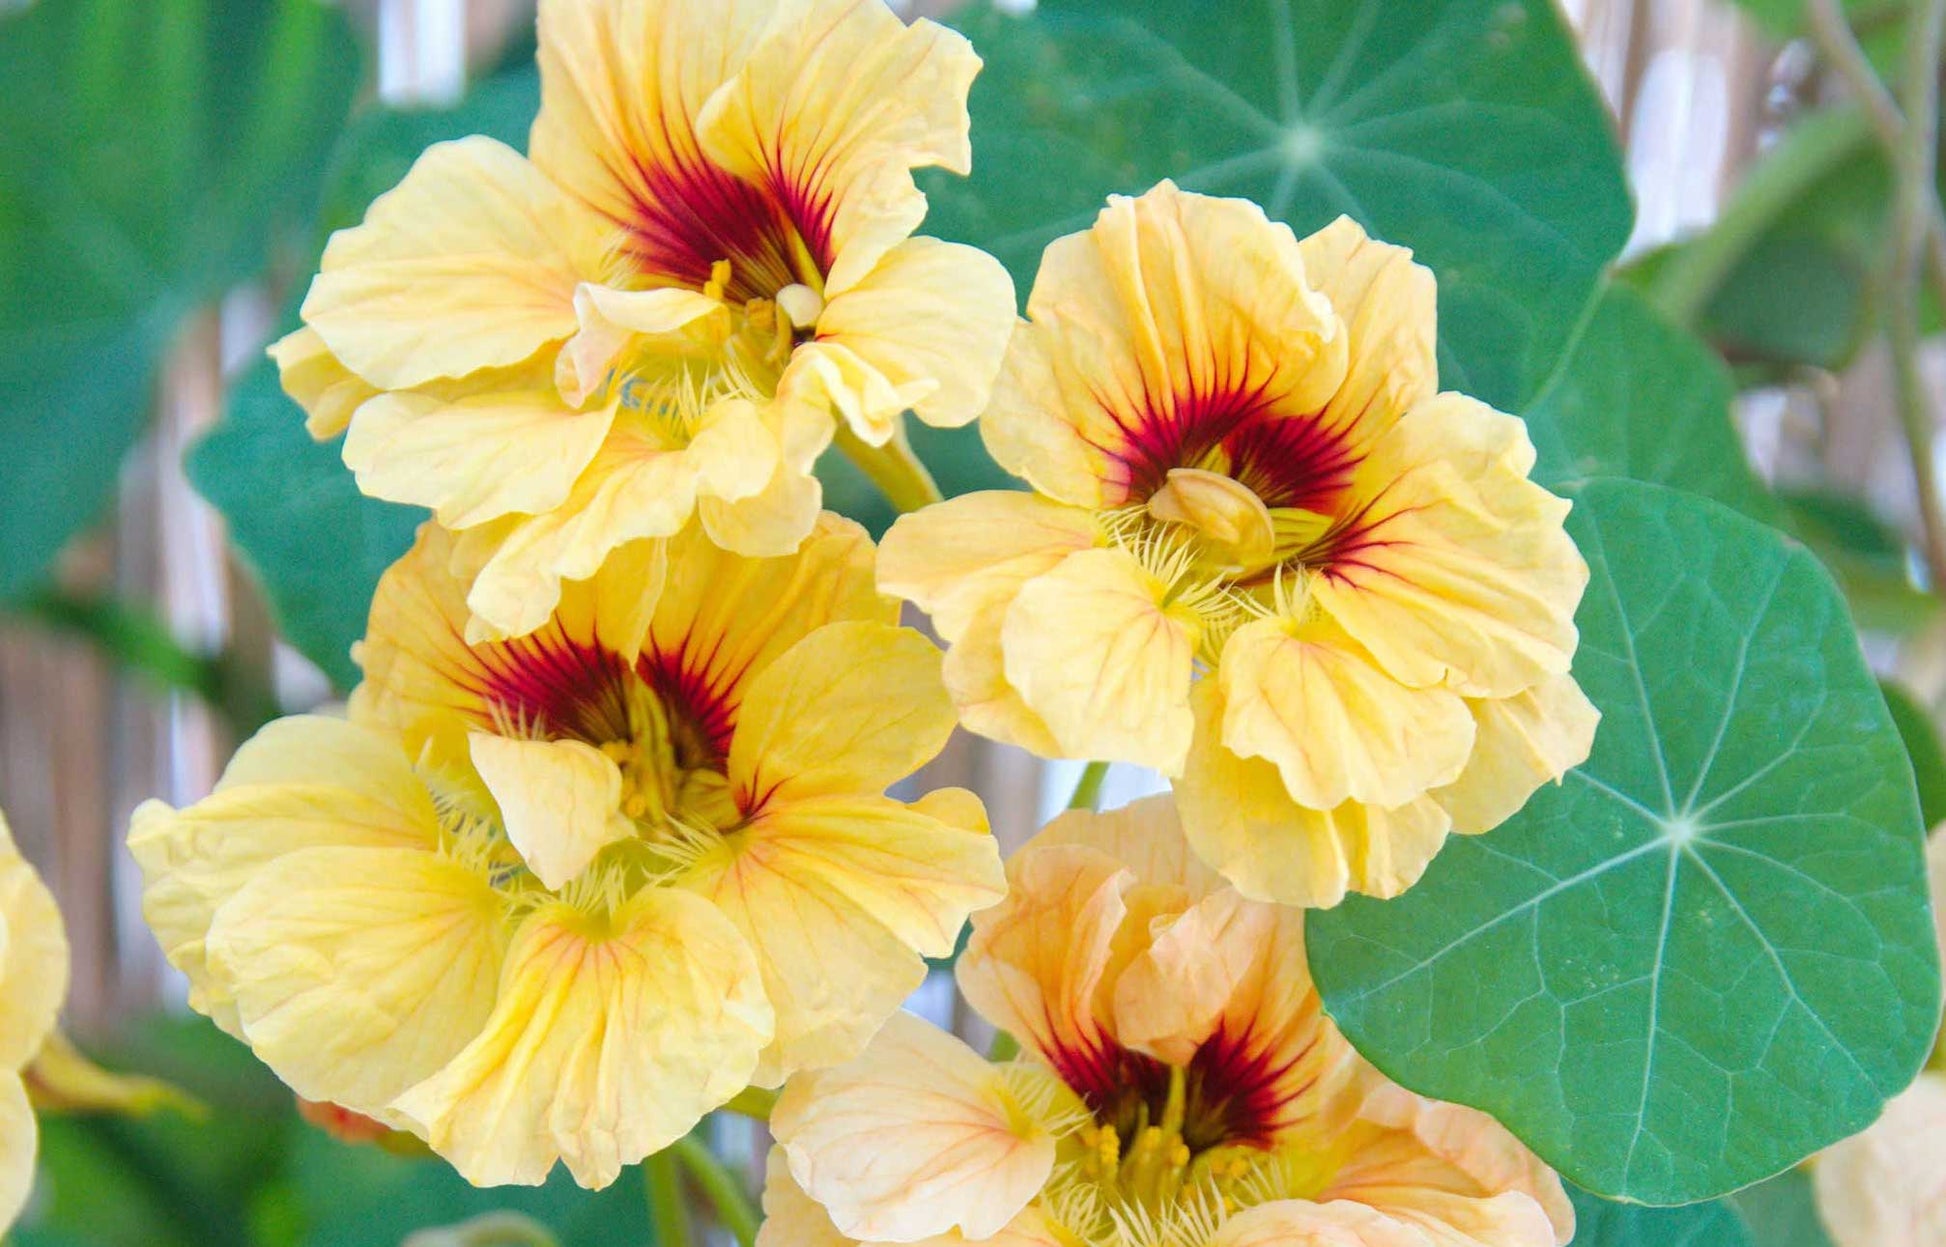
[1307,477,1941,1204]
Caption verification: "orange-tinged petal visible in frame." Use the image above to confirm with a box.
[730,622,955,803]
[1218,615,1475,809]
[1432,675,1600,835]
[468,734,632,891]
[1815,1072,1946,1247]
[204,846,506,1122]
[1314,396,1584,699]
[773,1014,1055,1243]
[394,890,772,1188]
[686,791,1003,1084]
[0,815,66,1073]
[1001,548,1200,773]
[1029,793,1223,897]
[0,1072,32,1234]
[1180,683,1453,908]
[303,136,608,390]
[1298,215,1438,455]
[1112,886,1276,1067]
[1209,1200,1428,1247]
[269,326,378,442]
[878,491,1098,643]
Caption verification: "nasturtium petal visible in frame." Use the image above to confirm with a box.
[923,0,1630,412]
[1307,478,1942,1204]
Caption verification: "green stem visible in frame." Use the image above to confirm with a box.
[1889,0,1946,591]
[834,425,944,513]
[674,1136,761,1247]
[644,1148,695,1247]
[1067,760,1109,811]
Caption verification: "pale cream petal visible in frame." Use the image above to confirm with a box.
[1218,615,1475,809]
[304,136,608,389]
[697,0,979,291]
[1298,215,1439,454]
[941,603,1066,759]
[1179,682,1454,909]
[1001,548,1201,773]
[698,456,827,559]
[760,1145,860,1247]
[1314,396,1584,699]
[1433,676,1600,835]
[342,383,617,529]
[1148,468,1276,568]
[805,237,1016,431]
[468,734,632,891]
[688,397,785,507]
[127,718,440,1032]
[778,340,931,448]
[687,793,1004,1084]
[204,846,506,1122]
[269,325,378,441]
[0,1072,33,1235]
[0,815,66,1071]
[878,492,1100,642]
[773,1013,1054,1243]
[730,622,955,802]
[558,284,728,407]
[1816,1072,1946,1247]
[958,844,1129,1069]
[394,890,773,1189]
[983,182,1347,509]
[1210,1199,1431,1247]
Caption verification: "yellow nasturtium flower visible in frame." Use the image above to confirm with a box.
[763,796,1575,1247]
[879,181,1597,908]
[129,516,1005,1188]
[1,813,68,1234]
[278,0,1015,641]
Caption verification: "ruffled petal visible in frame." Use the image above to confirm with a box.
[1029,793,1224,897]
[0,1072,33,1235]
[1218,615,1475,809]
[1815,1072,1946,1247]
[1001,548,1201,773]
[1179,683,1453,909]
[730,622,955,803]
[303,136,608,389]
[203,846,506,1121]
[1432,675,1600,835]
[393,890,772,1189]
[941,602,1066,758]
[686,791,1003,1084]
[878,491,1098,642]
[1297,215,1438,454]
[1209,1200,1429,1247]
[468,734,632,891]
[773,1014,1054,1243]
[557,284,728,407]
[0,815,66,1071]
[757,1148,1066,1247]
[269,325,377,442]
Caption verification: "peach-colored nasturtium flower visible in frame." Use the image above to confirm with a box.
[129,516,1006,1188]
[1811,827,1946,1247]
[879,181,1597,908]
[277,0,1015,642]
[1,812,68,1234]
[763,796,1575,1247]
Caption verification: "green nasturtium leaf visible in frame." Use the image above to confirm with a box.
[1524,284,1774,523]
[189,69,541,690]
[1566,1184,1752,1247]
[927,0,1631,414]
[1307,477,1941,1204]
[0,0,361,599]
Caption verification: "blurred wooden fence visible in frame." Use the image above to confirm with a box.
[0,0,1821,1033]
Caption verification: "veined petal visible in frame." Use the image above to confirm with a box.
[778,339,931,448]
[0,1073,32,1235]
[697,0,980,292]
[127,717,440,1031]
[1112,886,1276,1067]
[557,284,730,407]
[958,843,1130,1074]
[878,492,1099,642]
[1029,792,1223,898]
[342,378,617,529]
[773,1013,1055,1243]
[1432,676,1600,835]
[469,734,632,891]
[1815,1072,1946,1247]
[1298,216,1438,454]
[805,237,1016,432]
[686,791,1003,1084]
[269,326,378,442]
[1179,683,1453,909]
[1314,396,1584,699]
[1218,615,1475,810]
[304,136,609,390]
[1001,548,1200,774]
[758,1148,1067,1247]
[730,622,955,803]
[0,815,66,1071]
[1209,1200,1429,1247]
[941,602,1066,759]
[204,846,506,1122]
[698,455,827,559]
[394,890,772,1189]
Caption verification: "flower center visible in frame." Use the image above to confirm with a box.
[620,151,834,305]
